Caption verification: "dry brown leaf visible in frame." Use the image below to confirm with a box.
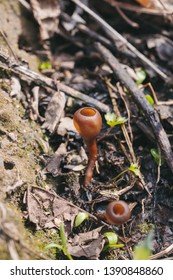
[67,227,105,259]
[45,143,67,176]
[26,186,106,259]
[155,104,173,128]
[26,186,80,233]
[63,164,85,171]
[57,117,76,136]
[42,91,66,133]
[30,0,61,41]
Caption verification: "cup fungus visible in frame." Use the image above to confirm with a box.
[105,200,131,225]
[73,107,102,187]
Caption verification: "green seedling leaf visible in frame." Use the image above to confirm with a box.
[104,232,118,245]
[45,243,62,250]
[133,231,154,260]
[45,225,73,259]
[105,112,127,127]
[128,163,140,177]
[114,117,127,125]
[135,69,147,85]
[145,94,154,106]
[150,148,164,165]
[60,223,73,260]
[39,61,52,70]
[103,232,124,251]
[74,212,89,227]
[105,112,116,127]
[60,223,66,248]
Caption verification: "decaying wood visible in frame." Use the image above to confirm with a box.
[0,51,109,113]
[96,42,173,174]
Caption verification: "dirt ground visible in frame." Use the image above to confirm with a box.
[0,0,173,260]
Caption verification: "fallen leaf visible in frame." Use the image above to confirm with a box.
[26,186,81,233]
[155,104,173,127]
[63,164,85,171]
[42,91,66,133]
[45,143,67,176]
[57,117,76,136]
[30,0,61,41]
[67,227,105,259]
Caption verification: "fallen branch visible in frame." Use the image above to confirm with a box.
[0,51,109,113]
[149,244,173,260]
[96,42,173,173]
[71,0,168,81]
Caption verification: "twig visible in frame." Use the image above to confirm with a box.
[114,4,139,28]
[77,23,111,47]
[106,79,136,163]
[96,43,173,174]
[0,50,109,113]
[150,244,173,260]
[105,79,148,191]
[71,0,168,81]
[18,0,31,11]
[0,28,19,63]
[104,0,173,16]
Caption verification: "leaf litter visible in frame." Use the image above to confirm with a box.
[26,186,105,259]
[1,0,173,260]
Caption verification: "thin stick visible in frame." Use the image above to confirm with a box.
[150,244,173,260]
[96,42,173,174]
[114,5,139,28]
[106,79,136,163]
[0,51,109,113]
[0,29,19,63]
[18,0,31,11]
[105,79,149,192]
[104,0,173,16]
[71,0,168,81]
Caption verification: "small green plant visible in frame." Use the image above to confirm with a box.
[128,162,140,177]
[112,162,140,183]
[151,148,164,166]
[45,223,73,260]
[135,69,147,85]
[103,232,124,251]
[133,231,154,260]
[145,94,154,106]
[38,61,52,71]
[74,212,89,227]
[105,112,127,127]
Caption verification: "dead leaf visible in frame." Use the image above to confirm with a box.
[30,0,61,41]
[42,91,66,133]
[57,117,76,136]
[155,104,173,127]
[67,227,105,259]
[155,39,173,65]
[45,143,67,176]
[63,164,85,171]
[10,77,22,99]
[26,186,80,233]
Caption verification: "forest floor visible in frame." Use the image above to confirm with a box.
[0,0,173,260]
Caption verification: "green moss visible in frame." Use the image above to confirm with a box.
[29,229,61,259]
[0,241,10,260]
[137,223,155,234]
[65,172,79,185]
[0,80,11,94]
